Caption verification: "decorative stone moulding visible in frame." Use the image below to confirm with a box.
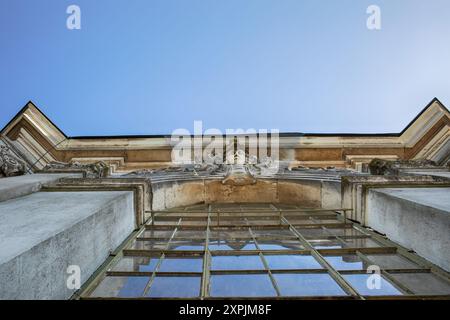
[368,158,445,175]
[40,161,109,178]
[222,164,257,186]
[1,98,449,174]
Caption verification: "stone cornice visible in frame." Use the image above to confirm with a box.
[2,98,449,173]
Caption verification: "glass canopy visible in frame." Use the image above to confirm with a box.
[79,203,450,299]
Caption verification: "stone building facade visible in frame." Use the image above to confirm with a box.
[0,98,449,299]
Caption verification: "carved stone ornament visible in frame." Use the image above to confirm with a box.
[369,158,438,175]
[126,150,279,184]
[0,145,28,178]
[42,161,109,178]
[222,164,257,186]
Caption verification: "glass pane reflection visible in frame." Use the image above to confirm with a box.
[389,273,450,295]
[211,255,264,270]
[111,256,160,272]
[274,274,347,296]
[343,274,403,296]
[210,274,277,297]
[159,257,203,272]
[324,255,363,270]
[264,255,323,270]
[208,240,257,251]
[146,276,201,297]
[90,276,149,298]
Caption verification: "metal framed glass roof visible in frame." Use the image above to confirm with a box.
[78,204,450,299]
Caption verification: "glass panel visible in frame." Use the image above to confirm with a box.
[341,238,381,248]
[389,273,450,295]
[309,239,344,249]
[210,218,248,226]
[158,257,203,272]
[211,255,265,270]
[325,254,416,271]
[289,219,320,225]
[365,254,421,270]
[274,274,347,296]
[252,229,296,239]
[295,228,331,239]
[167,240,205,251]
[146,276,201,297]
[257,240,304,250]
[110,256,160,272]
[343,274,403,296]
[297,227,366,238]
[210,274,277,297]
[310,238,381,249]
[324,255,364,270]
[208,240,257,251]
[129,240,168,250]
[180,220,208,226]
[173,230,206,239]
[90,276,149,298]
[246,219,280,226]
[210,230,252,240]
[326,228,366,237]
[140,230,174,238]
[264,255,323,270]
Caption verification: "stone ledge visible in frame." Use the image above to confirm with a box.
[0,190,135,299]
[43,177,152,227]
[368,188,450,272]
[0,173,83,202]
[341,175,450,223]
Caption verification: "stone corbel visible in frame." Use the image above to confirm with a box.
[0,144,29,178]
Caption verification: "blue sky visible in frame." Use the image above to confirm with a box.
[1,0,450,136]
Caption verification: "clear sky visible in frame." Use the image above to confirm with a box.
[1,0,450,136]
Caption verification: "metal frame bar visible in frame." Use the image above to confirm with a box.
[200,204,212,298]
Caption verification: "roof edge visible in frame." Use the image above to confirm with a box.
[2,98,448,140]
[0,100,68,138]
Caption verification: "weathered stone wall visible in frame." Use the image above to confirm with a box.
[151,178,341,211]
